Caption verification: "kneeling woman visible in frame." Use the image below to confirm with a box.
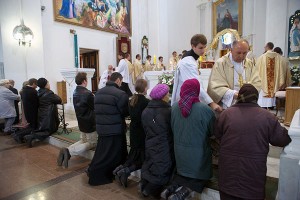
[113,79,150,187]
[140,84,174,198]
[164,79,216,199]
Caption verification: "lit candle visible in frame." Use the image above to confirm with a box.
[153,55,157,65]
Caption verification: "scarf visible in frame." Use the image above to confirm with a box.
[178,79,200,118]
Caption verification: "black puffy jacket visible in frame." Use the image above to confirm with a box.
[141,100,174,185]
[73,86,96,133]
[37,88,62,134]
[94,81,129,136]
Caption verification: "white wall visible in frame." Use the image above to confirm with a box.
[0,27,3,62]
[0,0,45,90]
[167,0,201,56]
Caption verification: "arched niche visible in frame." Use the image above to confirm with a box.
[206,28,241,61]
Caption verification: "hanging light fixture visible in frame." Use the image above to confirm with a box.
[12,0,34,47]
[13,19,34,46]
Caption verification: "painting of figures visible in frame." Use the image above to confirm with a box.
[54,0,131,36]
[213,0,242,36]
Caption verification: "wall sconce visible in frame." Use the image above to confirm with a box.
[13,19,34,46]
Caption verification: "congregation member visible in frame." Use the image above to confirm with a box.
[113,79,149,188]
[162,79,215,199]
[24,78,62,147]
[171,34,222,112]
[57,72,97,168]
[88,72,129,186]
[117,53,134,97]
[207,39,261,109]
[133,54,143,82]
[8,79,20,124]
[214,84,291,200]
[145,55,153,71]
[98,65,114,89]
[168,51,178,70]
[0,79,20,134]
[21,78,39,130]
[140,84,174,198]
[256,43,291,108]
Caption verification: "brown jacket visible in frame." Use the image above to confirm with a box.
[214,103,291,199]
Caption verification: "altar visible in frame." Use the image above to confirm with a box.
[143,68,212,95]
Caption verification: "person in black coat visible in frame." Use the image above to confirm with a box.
[25,78,62,147]
[140,84,174,199]
[88,72,129,186]
[8,80,20,124]
[21,78,39,129]
[113,79,150,187]
[57,72,97,168]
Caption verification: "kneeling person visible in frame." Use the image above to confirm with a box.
[57,72,97,168]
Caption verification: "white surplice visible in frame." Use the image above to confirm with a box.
[171,56,213,105]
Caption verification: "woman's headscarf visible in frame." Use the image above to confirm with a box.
[178,79,200,118]
[236,84,259,104]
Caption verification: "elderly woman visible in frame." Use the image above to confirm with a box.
[24,78,62,147]
[163,79,216,199]
[0,79,20,134]
[140,84,174,198]
[215,84,291,200]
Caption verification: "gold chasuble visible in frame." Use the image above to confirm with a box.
[126,60,134,85]
[132,59,143,83]
[256,51,288,98]
[207,53,261,104]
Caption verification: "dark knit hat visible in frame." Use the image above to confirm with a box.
[150,84,169,100]
[37,78,48,88]
[236,84,259,104]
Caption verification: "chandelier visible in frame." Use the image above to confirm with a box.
[13,19,34,47]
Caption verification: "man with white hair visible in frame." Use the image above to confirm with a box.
[0,79,20,134]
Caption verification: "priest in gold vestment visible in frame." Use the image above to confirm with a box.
[256,49,291,108]
[144,55,153,71]
[132,54,143,83]
[207,40,261,109]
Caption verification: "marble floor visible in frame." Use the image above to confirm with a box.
[0,109,285,200]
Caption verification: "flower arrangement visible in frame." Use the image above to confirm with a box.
[290,65,300,86]
[158,72,174,93]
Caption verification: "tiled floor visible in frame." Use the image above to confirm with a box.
[0,135,143,200]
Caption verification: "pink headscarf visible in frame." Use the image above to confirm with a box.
[178,79,200,118]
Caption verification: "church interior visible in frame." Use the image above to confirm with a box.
[0,0,300,199]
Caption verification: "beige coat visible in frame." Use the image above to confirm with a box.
[207,53,261,103]
[256,51,290,97]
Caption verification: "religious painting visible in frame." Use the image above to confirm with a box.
[116,35,131,63]
[288,10,300,60]
[212,0,243,36]
[53,0,132,36]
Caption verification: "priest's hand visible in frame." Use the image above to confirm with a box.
[234,92,239,99]
[209,102,223,113]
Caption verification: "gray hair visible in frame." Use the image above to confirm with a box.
[231,39,249,48]
[0,79,10,86]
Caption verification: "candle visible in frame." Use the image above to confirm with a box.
[153,55,157,65]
